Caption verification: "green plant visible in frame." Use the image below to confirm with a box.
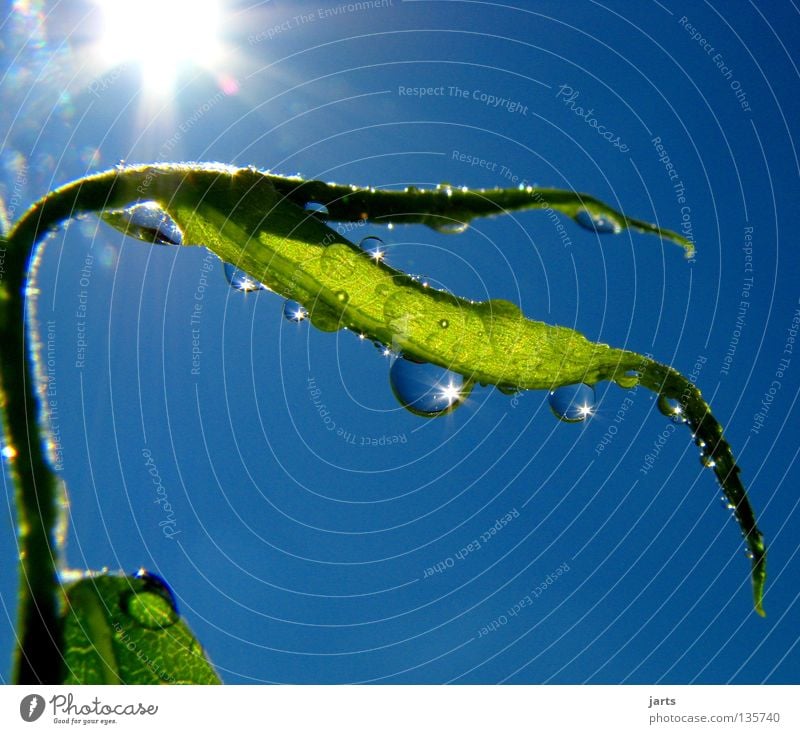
[0,163,765,684]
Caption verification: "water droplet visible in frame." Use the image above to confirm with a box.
[223,262,268,292]
[574,208,623,235]
[374,341,394,358]
[304,201,329,219]
[438,319,449,328]
[122,570,179,629]
[1,445,17,461]
[389,357,467,417]
[700,454,716,468]
[359,236,386,262]
[497,384,521,396]
[548,383,596,423]
[744,548,755,560]
[103,202,183,245]
[657,395,687,424]
[283,300,308,322]
[335,290,349,303]
[432,221,469,234]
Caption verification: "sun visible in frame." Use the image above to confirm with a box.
[94,0,224,94]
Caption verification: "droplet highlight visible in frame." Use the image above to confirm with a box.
[658,395,687,424]
[548,383,596,423]
[283,300,308,322]
[359,236,386,261]
[223,262,268,292]
[389,357,467,417]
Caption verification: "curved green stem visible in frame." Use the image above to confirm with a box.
[1,169,177,682]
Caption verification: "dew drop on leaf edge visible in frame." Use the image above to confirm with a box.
[548,383,596,423]
[657,395,688,424]
[359,236,386,261]
[574,208,622,235]
[121,570,179,630]
[223,261,268,292]
[389,356,467,417]
[107,201,184,245]
[304,201,329,219]
[431,220,469,234]
[283,300,308,323]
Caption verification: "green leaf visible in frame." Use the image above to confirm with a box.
[0,162,764,687]
[60,572,220,684]
[259,174,696,258]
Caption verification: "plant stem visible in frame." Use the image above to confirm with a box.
[1,168,160,682]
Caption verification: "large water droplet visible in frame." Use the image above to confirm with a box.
[658,395,687,424]
[223,262,268,292]
[359,236,386,261]
[574,208,622,234]
[103,202,183,245]
[304,201,329,219]
[548,383,596,423]
[432,220,469,234]
[121,570,179,629]
[283,300,308,322]
[389,357,467,417]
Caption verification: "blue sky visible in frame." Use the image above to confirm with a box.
[1,0,799,683]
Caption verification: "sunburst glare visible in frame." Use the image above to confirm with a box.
[94,0,224,94]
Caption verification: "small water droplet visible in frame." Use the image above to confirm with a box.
[283,300,308,322]
[359,236,385,261]
[104,202,183,245]
[744,548,755,560]
[497,384,521,396]
[700,454,716,468]
[122,570,179,629]
[658,395,687,423]
[574,208,623,234]
[304,201,329,219]
[335,290,349,303]
[1,445,17,461]
[223,262,268,292]
[376,343,394,358]
[438,319,449,328]
[432,221,469,234]
[548,383,596,423]
[389,357,467,417]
